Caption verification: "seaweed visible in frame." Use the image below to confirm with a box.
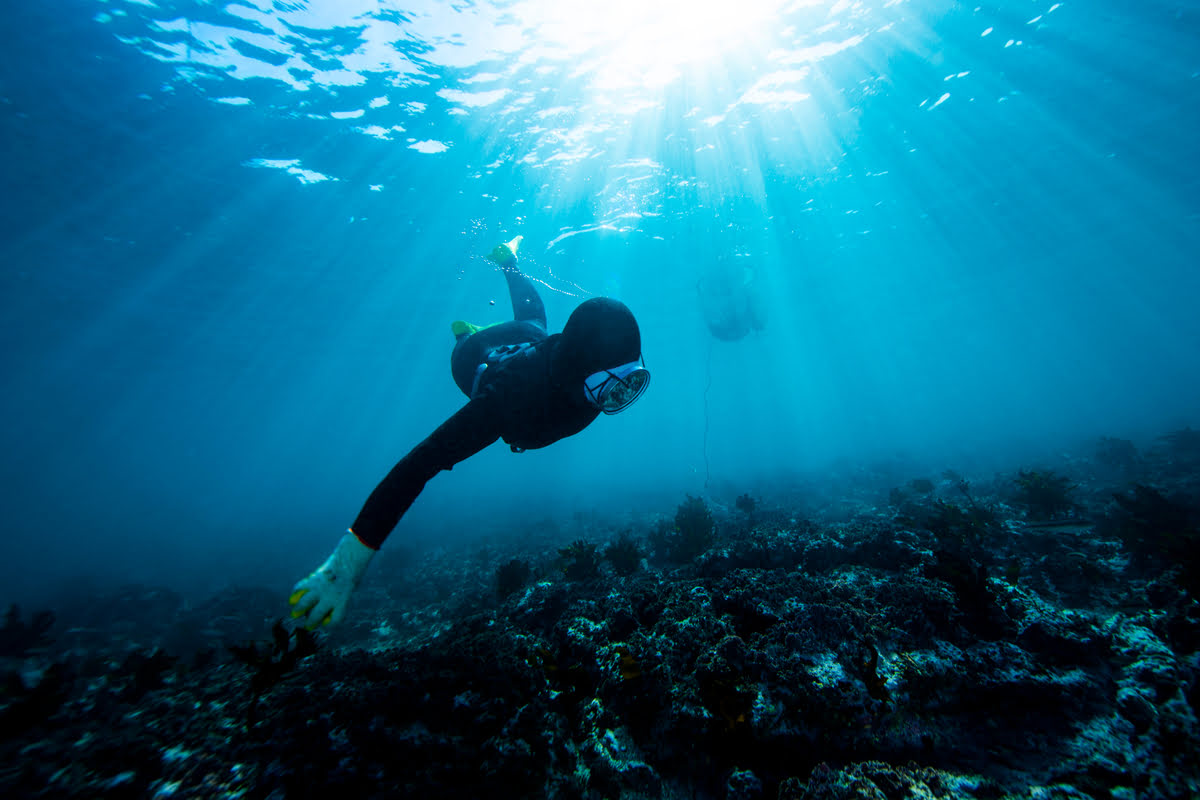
[652,495,716,563]
[228,620,319,724]
[893,478,935,503]
[927,549,1012,640]
[699,675,755,732]
[603,532,644,576]
[1096,436,1139,472]
[559,540,602,582]
[119,649,178,702]
[908,478,936,495]
[1106,484,1200,595]
[191,647,216,671]
[924,499,1000,553]
[535,646,595,703]
[696,637,756,735]
[857,643,889,702]
[495,558,533,599]
[0,604,54,658]
[912,476,1000,558]
[924,473,1011,633]
[1159,427,1200,461]
[0,662,70,739]
[1013,469,1077,518]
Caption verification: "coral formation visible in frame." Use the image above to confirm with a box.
[2,427,1199,798]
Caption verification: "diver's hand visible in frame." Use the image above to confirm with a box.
[289,532,375,629]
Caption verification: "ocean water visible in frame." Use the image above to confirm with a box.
[0,0,1197,603]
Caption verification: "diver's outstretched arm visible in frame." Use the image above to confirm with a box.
[289,398,501,628]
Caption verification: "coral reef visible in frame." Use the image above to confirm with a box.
[2,427,1199,799]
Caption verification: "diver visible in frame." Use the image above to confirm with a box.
[697,257,767,342]
[288,236,650,628]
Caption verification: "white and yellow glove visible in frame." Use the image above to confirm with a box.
[289,532,375,629]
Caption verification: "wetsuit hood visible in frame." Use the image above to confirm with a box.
[552,297,642,386]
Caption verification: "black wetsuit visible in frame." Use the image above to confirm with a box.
[349,268,599,550]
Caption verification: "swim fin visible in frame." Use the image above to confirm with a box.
[451,319,505,339]
[451,320,484,338]
[486,235,523,267]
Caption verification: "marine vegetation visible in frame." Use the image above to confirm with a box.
[899,474,999,557]
[857,643,889,702]
[0,604,54,658]
[228,620,318,724]
[890,478,937,506]
[922,474,1009,636]
[0,662,70,739]
[696,636,757,733]
[1096,436,1139,472]
[1160,426,1200,462]
[923,499,1001,554]
[558,540,602,581]
[908,477,936,495]
[925,547,1012,640]
[652,495,715,563]
[603,531,643,576]
[495,557,533,599]
[119,649,178,702]
[1013,469,1077,518]
[1103,484,1200,595]
[535,645,595,702]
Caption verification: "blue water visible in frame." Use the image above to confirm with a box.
[1,0,1197,602]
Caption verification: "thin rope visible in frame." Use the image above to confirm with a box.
[702,337,712,495]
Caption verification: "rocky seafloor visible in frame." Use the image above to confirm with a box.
[2,430,1199,799]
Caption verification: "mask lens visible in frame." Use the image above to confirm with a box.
[601,368,649,412]
[583,358,650,413]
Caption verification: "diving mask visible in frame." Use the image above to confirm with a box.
[583,356,650,414]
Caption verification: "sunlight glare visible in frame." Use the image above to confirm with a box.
[523,0,790,90]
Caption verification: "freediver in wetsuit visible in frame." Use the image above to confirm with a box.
[697,258,767,342]
[288,236,650,628]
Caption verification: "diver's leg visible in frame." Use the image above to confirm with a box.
[450,266,545,339]
[502,267,547,331]
[486,234,546,329]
